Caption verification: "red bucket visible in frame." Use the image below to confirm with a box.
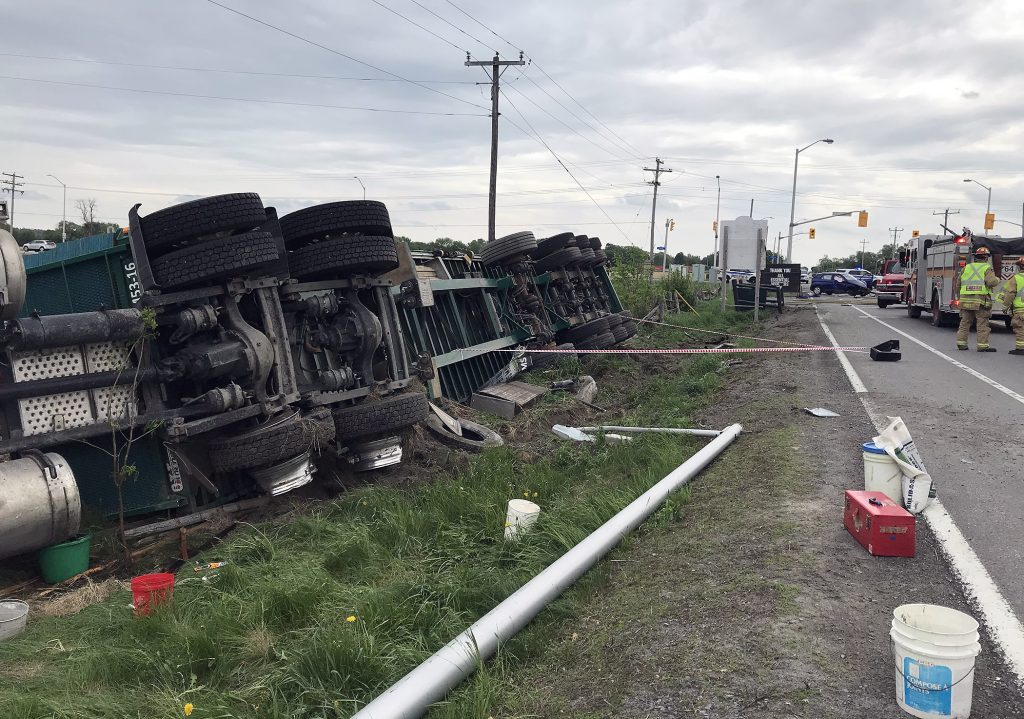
[131,573,175,616]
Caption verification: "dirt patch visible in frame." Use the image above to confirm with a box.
[498,305,1024,718]
[31,578,124,618]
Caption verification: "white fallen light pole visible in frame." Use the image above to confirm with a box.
[351,423,744,719]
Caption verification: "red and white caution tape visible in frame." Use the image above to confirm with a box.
[516,345,868,354]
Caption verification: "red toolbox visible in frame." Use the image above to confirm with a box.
[844,490,915,557]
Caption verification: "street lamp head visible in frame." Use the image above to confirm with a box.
[823,138,834,144]
[963,178,972,183]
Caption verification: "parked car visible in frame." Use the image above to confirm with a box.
[810,271,870,296]
[22,239,56,253]
[800,266,811,284]
[725,268,756,283]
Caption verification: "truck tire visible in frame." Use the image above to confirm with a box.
[908,302,922,319]
[208,407,334,473]
[559,317,608,343]
[536,232,575,257]
[332,392,429,441]
[877,299,889,309]
[573,248,596,267]
[480,231,537,267]
[530,342,576,370]
[611,325,630,344]
[139,193,267,253]
[536,246,582,273]
[931,296,944,327]
[288,235,399,279]
[577,330,615,351]
[151,230,280,289]
[422,415,503,452]
[280,201,393,248]
[589,237,602,250]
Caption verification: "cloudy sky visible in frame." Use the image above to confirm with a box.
[2,0,1022,266]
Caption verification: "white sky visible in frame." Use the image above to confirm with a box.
[2,0,1022,267]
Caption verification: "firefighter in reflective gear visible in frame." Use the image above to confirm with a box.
[956,246,999,352]
[1000,256,1024,356]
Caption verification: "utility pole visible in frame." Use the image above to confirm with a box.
[888,226,903,259]
[644,158,672,264]
[859,239,868,269]
[1,172,25,230]
[713,175,721,269]
[48,174,68,242]
[933,209,960,235]
[466,52,525,243]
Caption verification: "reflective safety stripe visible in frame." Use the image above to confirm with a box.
[1015,274,1024,311]
[960,262,990,296]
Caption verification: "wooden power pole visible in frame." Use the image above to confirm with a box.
[1,171,24,229]
[466,52,525,243]
[643,158,672,261]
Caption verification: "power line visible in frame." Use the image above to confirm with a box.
[503,83,634,162]
[0,75,487,116]
[443,0,523,53]
[499,90,633,242]
[514,71,645,160]
[366,0,466,53]
[203,0,487,110]
[0,52,476,84]
[441,0,647,160]
[406,0,493,54]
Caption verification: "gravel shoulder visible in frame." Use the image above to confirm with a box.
[495,304,1024,719]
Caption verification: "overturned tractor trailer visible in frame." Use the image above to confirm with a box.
[0,196,632,559]
[903,232,1024,328]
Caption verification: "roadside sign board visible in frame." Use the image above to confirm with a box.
[762,263,801,292]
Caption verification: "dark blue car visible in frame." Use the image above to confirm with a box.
[810,272,870,297]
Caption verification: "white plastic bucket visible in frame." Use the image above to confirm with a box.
[0,600,29,642]
[504,499,540,540]
[863,442,903,504]
[890,604,981,718]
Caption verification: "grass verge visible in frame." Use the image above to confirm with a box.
[0,302,754,719]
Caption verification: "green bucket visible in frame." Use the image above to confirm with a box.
[38,534,92,584]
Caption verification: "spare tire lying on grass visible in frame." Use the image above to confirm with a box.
[422,414,504,453]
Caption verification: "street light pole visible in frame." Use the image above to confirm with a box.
[353,176,366,201]
[713,175,721,269]
[963,178,992,228]
[786,138,834,263]
[47,174,67,242]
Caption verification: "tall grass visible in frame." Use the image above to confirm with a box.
[610,253,706,318]
[0,310,747,719]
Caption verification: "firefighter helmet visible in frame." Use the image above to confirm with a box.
[974,246,990,257]
[1016,256,1024,268]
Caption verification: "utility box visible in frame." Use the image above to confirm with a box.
[720,216,768,273]
[690,264,707,282]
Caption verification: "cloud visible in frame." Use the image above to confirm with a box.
[0,0,1021,264]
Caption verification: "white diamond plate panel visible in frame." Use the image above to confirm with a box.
[11,346,85,381]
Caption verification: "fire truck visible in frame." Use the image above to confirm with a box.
[874,255,908,309]
[902,232,1024,329]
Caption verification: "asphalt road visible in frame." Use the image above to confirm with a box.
[815,298,1024,617]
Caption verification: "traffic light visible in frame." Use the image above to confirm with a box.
[808,227,816,239]
[912,229,920,237]
[669,220,676,231]
[984,213,995,230]
[858,211,869,228]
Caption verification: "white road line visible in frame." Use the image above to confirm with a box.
[814,305,868,393]
[852,305,1024,406]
